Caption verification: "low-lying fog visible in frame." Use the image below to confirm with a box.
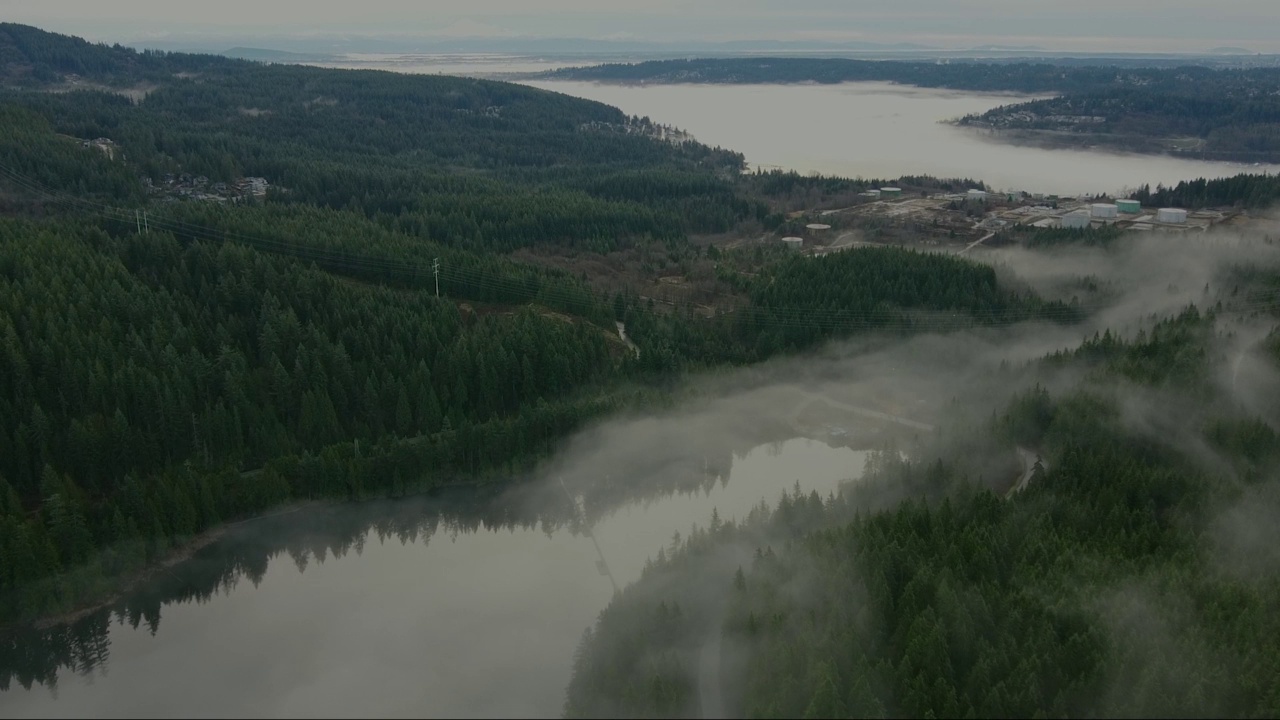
[2,229,1278,717]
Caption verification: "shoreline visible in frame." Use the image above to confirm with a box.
[9,501,326,635]
[24,525,230,633]
[3,477,509,636]
[952,123,1280,166]
[1,386,647,637]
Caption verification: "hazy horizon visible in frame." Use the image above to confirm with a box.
[4,0,1279,54]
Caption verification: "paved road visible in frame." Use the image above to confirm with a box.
[958,232,996,255]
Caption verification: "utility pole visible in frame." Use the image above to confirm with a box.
[432,257,440,297]
[143,211,149,233]
[135,209,141,234]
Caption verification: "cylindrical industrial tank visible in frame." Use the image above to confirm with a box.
[967,189,987,200]
[879,187,902,198]
[1061,211,1091,229]
[1157,208,1188,224]
[782,237,804,251]
[1116,199,1141,214]
[1091,203,1119,219]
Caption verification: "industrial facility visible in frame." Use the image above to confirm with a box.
[769,181,1231,262]
[1091,203,1119,219]
[1061,210,1092,229]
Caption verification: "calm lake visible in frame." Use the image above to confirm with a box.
[0,406,870,717]
[523,79,1280,197]
[304,55,1280,195]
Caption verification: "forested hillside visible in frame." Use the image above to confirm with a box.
[543,57,1277,94]
[3,21,1280,717]
[545,57,1280,162]
[0,25,1076,626]
[564,304,1280,718]
[1132,173,1280,209]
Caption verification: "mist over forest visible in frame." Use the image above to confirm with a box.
[1,20,1279,720]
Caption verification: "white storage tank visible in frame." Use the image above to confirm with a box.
[805,223,832,235]
[1091,203,1119,219]
[1157,208,1188,224]
[1061,211,1092,229]
[879,187,902,199]
[781,236,804,251]
[967,189,988,201]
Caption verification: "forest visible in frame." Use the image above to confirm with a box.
[563,305,1280,718]
[0,24,1081,626]
[3,22,1280,718]
[544,57,1280,163]
[1132,173,1280,210]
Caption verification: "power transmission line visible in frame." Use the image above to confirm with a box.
[2,162,1278,333]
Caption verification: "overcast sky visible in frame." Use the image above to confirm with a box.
[4,0,1279,52]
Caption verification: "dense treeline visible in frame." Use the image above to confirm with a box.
[0,88,754,249]
[961,89,1280,161]
[0,106,144,206]
[613,245,1071,370]
[0,23,756,253]
[0,215,1072,624]
[0,483,591,692]
[564,305,1280,718]
[0,217,632,622]
[0,24,237,87]
[1005,223,1125,248]
[734,247,1080,348]
[546,57,1280,95]
[1133,173,1280,209]
[0,23,1158,634]
[547,57,1280,162]
[0,93,1064,633]
[0,425,770,691]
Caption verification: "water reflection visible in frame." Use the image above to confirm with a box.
[0,428,871,717]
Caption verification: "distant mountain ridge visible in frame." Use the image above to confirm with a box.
[969,44,1046,52]
[1207,46,1254,55]
[220,47,336,63]
[144,35,941,57]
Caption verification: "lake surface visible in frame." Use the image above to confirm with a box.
[0,433,866,718]
[523,80,1280,197]
[296,55,1278,194]
[311,53,591,78]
